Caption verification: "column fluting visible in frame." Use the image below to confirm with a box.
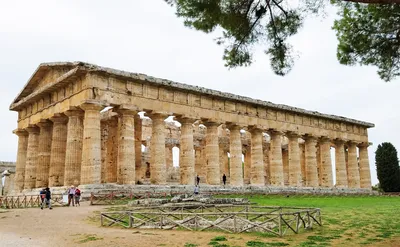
[35,120,53,188]
[13,129,29,191]
[49,115,68,187]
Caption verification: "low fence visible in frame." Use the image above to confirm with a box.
[0,194,65,209]
[100,204,322,237]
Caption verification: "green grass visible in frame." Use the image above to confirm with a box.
[244,195,400,247]
[77,234,103,243]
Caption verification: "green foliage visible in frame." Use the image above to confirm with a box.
[165,0,326,76]
[166,0,400,81]
[246,241,289,247]
[211,236,227,241]
[184,243,199,247]
[375,142,400,192]
[332,2,400,82]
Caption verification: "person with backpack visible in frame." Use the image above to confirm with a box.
[41,187,52,210]
[40,188,46,209]
[74,187,81,206]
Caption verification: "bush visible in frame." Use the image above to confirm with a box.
[375,142,400,192]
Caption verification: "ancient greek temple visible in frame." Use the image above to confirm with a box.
[10,62,374,192]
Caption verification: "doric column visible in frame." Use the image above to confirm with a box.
[49,115,68,187]
[204,121,220,185]
[249,126,265,186]
[287,133,302,187]
[304,136,319,187]
[282,149,289,185]
[262,140,270,185]
[80,101,106,185]
[165,144,174,170]
[347,141,360,188]
[334,139,348,188]
[64,109,84,186]
[149,112,168,184]
[134,114,142,182]
[24,126,40,189]
[105,116,118,183]
[269,130,284,186]
[244,145,251,184]
[319,137,333,187]
[117,107,137,185]
[177,117,195,185]
[35,120,53,188]
[358,142,371,189]
[228,124,243,186]
[195,147,206,183]
[299,143,306,186]
[13,129,28,191]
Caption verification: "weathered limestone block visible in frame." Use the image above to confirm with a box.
[319,138,333,187]
[288,133,302,187]
[204,121,220,185]
[117,108,137,185]
[228,125,243,186]
[80,102,105,185]
[24,126,40,189]
[35,120,53,188]
[49,115,68,187]
[334,139,348,188]
[305,136,319,187]
[358,143,371,189]
[178,117,195,185]
[269,131,284,186]
[13,129,28,192]
[249,127,265,186]
[149,113,168,184]
[64,109,84,186]
[134,114,142,182]
[347,142,360,188]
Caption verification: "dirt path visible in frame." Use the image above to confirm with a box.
[0,202,256,247]
[1,203,400,247]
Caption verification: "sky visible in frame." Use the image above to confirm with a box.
[1,0,399,186]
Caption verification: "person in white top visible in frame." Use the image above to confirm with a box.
[66,185,76,206]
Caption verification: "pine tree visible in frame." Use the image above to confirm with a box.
[375,142,400,192]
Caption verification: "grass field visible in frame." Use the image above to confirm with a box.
[101,195,400,247]
[241,195,400,246]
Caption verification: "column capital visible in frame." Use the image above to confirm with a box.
[285,131,301,139]
[319,136,331,143]
[202,120,222,128]
[146,111,170,119]
[267,129,283,136]
[225,122,244,130]
[79,100,109,111]
[302,134,318,141]
[333,138,346,145]
[50,114,68,124]
[115,104,140,116]
[65,109,84,118]
[13,128,28,136]
[347,140,360,147]
[26,125,40,134]
[37,119,53,129]
[358,142,371,148]
[175,115,197,125]
[248,125,264,134]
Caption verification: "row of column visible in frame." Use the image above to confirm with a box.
[14,102,372,190]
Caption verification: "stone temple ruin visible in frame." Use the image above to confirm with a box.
[9,62,374,194]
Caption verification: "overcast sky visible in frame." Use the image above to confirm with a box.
[1,1,399,185]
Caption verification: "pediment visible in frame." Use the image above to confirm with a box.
[10,62,77,107]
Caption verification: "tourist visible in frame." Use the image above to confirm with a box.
[42,187,52,210]
[40,188,46,208]
[194,185,199,195]
[74,187,81,206]
[196,175,200,185]
[66,185,76,206]
[222,174,227,186]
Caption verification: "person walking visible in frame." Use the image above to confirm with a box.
[194,185,199,195]
[41,187,52,210]
[67,185,76,206]
[222,174,227,187]
[40,188,46,209]
[196,175,200,186]
[74,187,81,206]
